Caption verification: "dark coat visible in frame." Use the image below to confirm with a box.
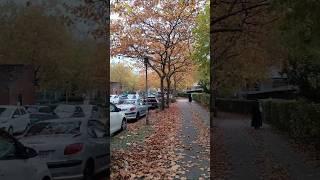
[188,93,192,102]
[251,101,262,129]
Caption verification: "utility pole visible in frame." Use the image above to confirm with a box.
[144,57,149,125]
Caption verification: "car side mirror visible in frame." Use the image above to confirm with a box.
[116,107,121,112]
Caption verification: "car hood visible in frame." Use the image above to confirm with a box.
[0,117,10,123]
[116,104,134,111]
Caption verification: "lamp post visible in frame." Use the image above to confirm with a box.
[144,57,149,125]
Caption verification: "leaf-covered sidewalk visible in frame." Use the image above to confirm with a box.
[110,100,210,179]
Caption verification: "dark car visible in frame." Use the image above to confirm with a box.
[25,105,58,124]
[143,96,159,109]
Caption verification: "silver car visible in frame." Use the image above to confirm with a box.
[20,118,109,180]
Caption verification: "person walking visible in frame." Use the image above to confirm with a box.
[251,100,262,129]
[188,93,192,103]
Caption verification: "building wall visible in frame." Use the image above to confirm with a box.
[0,65,35,105]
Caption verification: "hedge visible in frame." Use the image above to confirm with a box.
[261,99,320,140]
[216,98,256,114]
[192,93,210,107]
[177,92,189,98]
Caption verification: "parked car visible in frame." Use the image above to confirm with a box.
[0,106,31,135]
[127,94,139,100]
[25,105,58,124]
[110,103,127,134]
[25,105,54,114]
[80,105,100,119]
[20,117,110,180]
[143,96,159,109]
[110,95,120,104]
[54,104,85,118]
[0,129,52,180]
[116,98,147,120]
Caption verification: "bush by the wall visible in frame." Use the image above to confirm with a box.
[192,93,210,107]
[177,92,189,98]
[216,98,256,114]
[261,99,320,140]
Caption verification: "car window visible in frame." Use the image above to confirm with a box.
[87,120,106,138]
[20,108,26,115]
[13,108,20,117]
[39,107,52,113]
[26,121,81,136]
[0,108,13,118]
[0,136,16,160]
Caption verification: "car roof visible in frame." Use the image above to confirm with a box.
[39,117,85,123]
[0,105,19,109]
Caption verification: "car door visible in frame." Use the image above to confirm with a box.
[136,99,146,116]
[18,108,29,131]
[109,104,117,134]
[87,120,109,172]
[0,135,37,180]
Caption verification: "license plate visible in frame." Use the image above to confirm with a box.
[38,150,54,159]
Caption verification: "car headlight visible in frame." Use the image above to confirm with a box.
[1,120,8,124]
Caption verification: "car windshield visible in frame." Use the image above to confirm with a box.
[122,100,136,104]
[0,108,13,118]
[26,107,38,113]
[26,121,81,136]
[0,137,15,159]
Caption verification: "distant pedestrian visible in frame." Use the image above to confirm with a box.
[251,100,262,129]
[188,93,192,102]
[17,93,23,106]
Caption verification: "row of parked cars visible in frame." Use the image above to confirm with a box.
[0,104,111,180]
[0,94,163,180]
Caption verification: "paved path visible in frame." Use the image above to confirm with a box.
[177,99,210,179]
[214,112,320,180]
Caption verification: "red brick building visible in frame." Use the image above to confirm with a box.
[0,64,35,105]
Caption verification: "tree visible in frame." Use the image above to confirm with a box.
[210,0,271,116]
[110,62,139,91]
[192,1,210,93]
[111,0,202,110]
[274,0,320,102]
[0,3,74,91]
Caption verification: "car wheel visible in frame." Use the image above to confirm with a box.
[83,160,94,180]
[121,118,127,130]
[8,127,13,136]
[136,112,140,119]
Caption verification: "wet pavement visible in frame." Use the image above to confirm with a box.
[177,99,210,179]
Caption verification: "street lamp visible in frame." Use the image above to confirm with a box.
[144,57,149,125]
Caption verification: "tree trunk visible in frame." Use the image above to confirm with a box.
[160,77,165,110]
[166,77,171,108]
[173,74,177,97]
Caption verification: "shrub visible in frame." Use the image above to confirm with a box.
[216,98,255,114]
[192,93,210,107]
[261,99,320,140]
[177,92,189,98]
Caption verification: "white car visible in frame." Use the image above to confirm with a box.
[116,98,147,120]
[0,105,31,135]
[110,103,127,135]
[110,95,120,104]
[20,117,109,180]
[80,105,99,118]
[54,104,85,118]
[0,129,52,180]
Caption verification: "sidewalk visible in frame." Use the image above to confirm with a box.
[177,99,210,179]
[214,112,320,180]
